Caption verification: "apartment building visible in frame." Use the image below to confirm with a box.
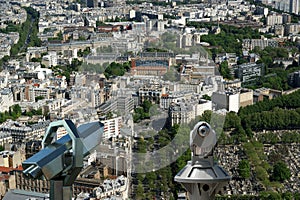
[242,39,278,50]
[0,121,50,143]
[131,52,175,76]
[235,63,264,83]
[212,88,253,112]
[101,116,122,140]
[138,82,167,105]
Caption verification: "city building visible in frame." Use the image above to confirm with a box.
[195,99,212,116]
[235,63,264,83]
[0,150,26,168]
[116,96,134,114]
[212,90,240,112]
[131,52,175,76]
[266,13,283,26]
[41,52,57,67]
[289,0,299,14]
[239,89,254,107]
[253,87,283,102]
[101,116,122,140]
[168,99,212,126]
[242,39,278,50]
[138,81,167,105]
[0,88,14,112]
[0,121,50,143]
[160,91,193,110]
[87,0,98,8]
[215,53,238,66]
[284,23,300,35]
[168,102,195,126]
[212,88,253,112]
[0,166,23,198]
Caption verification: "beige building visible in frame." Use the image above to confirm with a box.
[239,89,254,108]
[266,13,283,26]
[0,166,19,198]
[212,88,253,112]
[0,150,26,168]
[169,102,195,126]
[168,99,212,126]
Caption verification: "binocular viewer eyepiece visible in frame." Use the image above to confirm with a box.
[175,121,231,200]
[22,120,103,186]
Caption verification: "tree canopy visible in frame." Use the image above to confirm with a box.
[271,161,291,182]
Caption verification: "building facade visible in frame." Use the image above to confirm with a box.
[235,63,264,83]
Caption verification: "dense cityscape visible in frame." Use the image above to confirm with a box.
[0,0,300,199]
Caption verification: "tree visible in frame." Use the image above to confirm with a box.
[271,161,291,182]
[259,191,282,200]
[295,193,300,200]
[238,160,251,179]
[2,56,9,63]
[104,62,130,78]
[237,57,248,65]
[35,96,44,102]
[12,104,21,117]
[142,100,152,113]
[219,61,233,80]
[136,181,144,199]
[202,94,211,101]
[282,192,293,200]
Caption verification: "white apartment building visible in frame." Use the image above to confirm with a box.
[212,88,253,112]
[242,39,278,50]
[41,51,58,67]
[266,13,283,26]
[0,44,11,59]
[212,91,240,112]
[101,117,122,140]
[0,88,14,112]
[195,100,212,117]
[29,87,51,102]
[160,91,193,110]
[284,23,300,35]
[169,102,195,126]
[43,99,67,112]
[168,99,212,126]
[0,133,12,147]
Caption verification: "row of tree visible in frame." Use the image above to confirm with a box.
[24,7,42,47]
[5,7,41,56]
[239,90,300,117]
[243,107,300,131]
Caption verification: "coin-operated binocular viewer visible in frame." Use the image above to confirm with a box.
[22,120,103,200]
[175,122,231,200]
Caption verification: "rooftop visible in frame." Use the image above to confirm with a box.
[3,190,49,200]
